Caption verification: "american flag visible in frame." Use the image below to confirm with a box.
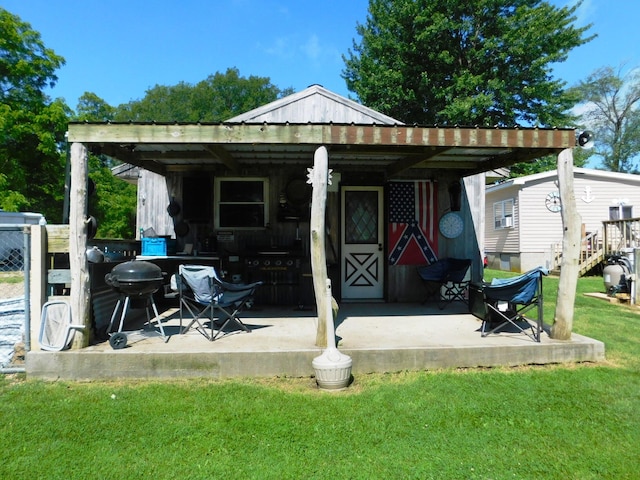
[388,181,438,265]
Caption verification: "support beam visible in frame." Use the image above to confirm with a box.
[203,144,240,172]
[385,147,449,177]
[69,142,91,348]
[309,146,330,348]
[551,148,580,340]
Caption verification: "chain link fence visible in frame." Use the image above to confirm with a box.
[0,226,30,368]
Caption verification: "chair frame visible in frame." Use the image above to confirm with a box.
[417,258,471,310]
[178,264,262,341]
[470,268,546,343]
[39,300,85,351]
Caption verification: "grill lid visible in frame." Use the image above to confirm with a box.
[105,260,163,283]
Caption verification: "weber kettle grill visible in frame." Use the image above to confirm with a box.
[104,261,167,348]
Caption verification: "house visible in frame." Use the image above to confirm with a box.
[60,85,576,342]
[485,167,640,273]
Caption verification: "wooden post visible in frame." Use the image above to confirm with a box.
[551,148,581,340]
[69,142,91,348]
[29,225,47,350]
[309,146,329,347]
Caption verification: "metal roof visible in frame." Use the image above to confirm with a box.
[67,121,575,179]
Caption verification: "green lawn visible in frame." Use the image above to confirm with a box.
[1,271,639,479]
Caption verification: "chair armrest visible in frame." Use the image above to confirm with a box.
[215,279,263,292]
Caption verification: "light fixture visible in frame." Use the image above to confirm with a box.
[576,130,595,149]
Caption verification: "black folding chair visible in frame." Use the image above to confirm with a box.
[178,264,263,341]
[417,258,471,309]
[469,267,548,342]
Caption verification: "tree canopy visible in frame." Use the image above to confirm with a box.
[74,68,293,238]
[343,0,593,128]
[570,65,640,173]
[0,8,69,220]
[111,68,294,123]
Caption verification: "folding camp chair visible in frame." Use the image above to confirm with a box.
[178,264,263,341]
[39,300,85,351]
[417,258,471,309]
[469,267,548,342]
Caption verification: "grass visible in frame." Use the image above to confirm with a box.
[1,270,639,479]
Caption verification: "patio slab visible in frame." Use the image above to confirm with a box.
[25,302,605,380]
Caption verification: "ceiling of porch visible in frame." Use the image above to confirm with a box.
[67,121,576,179]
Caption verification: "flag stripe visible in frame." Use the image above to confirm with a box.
[388,180,438,265]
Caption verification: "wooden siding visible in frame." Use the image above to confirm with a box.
[227,85,402,125]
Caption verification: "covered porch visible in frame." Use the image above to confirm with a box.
[26,302,604,380]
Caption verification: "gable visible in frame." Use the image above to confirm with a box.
[226,84,403,125]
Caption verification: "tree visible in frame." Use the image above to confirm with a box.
[74,69,294,238]
[571,65,640,173]
[114,67,294,122]
[0,8,68,220]
[342,0,593,127]
[75,92,116,123]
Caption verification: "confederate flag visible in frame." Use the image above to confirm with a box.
[388,181,438,265]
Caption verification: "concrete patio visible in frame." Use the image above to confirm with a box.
[25,302,605,381]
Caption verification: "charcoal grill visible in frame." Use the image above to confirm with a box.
[104,260,167,348]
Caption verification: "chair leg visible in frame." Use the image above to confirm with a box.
[210,303,252,341]
[180,301,214,341]
[480,302,541,342]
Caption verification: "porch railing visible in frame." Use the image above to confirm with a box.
[603,217,640,255]
[550,230,605,276]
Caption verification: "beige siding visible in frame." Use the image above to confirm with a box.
[519,180,564,253]
[485,186,520,254]
[486,168,640,272]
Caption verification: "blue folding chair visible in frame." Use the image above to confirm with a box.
[469,267,548,342]
[178,264,263,341]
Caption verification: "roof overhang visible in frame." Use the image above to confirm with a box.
[68,122,576,178]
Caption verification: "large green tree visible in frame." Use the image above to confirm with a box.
[74,69,293,238]
[113,67,294,122]
[343,0,593,127]
[0,8,69,220]
[570,65,640,173]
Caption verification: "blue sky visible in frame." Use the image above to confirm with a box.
[3,0,638,113]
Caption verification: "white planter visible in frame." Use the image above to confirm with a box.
[312,349,353,390]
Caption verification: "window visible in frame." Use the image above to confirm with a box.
[609,205,632,220]
[494,199,514,229]
[215,177,269,229]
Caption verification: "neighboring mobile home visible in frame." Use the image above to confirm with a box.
[485,167,640,272]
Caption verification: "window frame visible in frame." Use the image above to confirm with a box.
[493,199,514,230]
[214,177,269,229]
[609,205,633,220]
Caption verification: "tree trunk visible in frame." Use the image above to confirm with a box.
[551,148,581,340]
[310,146,329,347]
[70,142,91,348]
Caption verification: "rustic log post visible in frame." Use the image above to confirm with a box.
[551,148,581,340]
[309,146,330,347]
[69,142,90,348]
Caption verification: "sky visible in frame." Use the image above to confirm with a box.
[3,0,639,112]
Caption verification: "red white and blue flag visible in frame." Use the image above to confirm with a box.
[388,181,438,265]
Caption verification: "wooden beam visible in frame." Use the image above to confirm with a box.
[464,148,558,176]
[203,144,240,172]
[551,148,580,340]
[385,147,450,176]
[68,123,576,150]
[100,145,167,176]
[69,142,91,349]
